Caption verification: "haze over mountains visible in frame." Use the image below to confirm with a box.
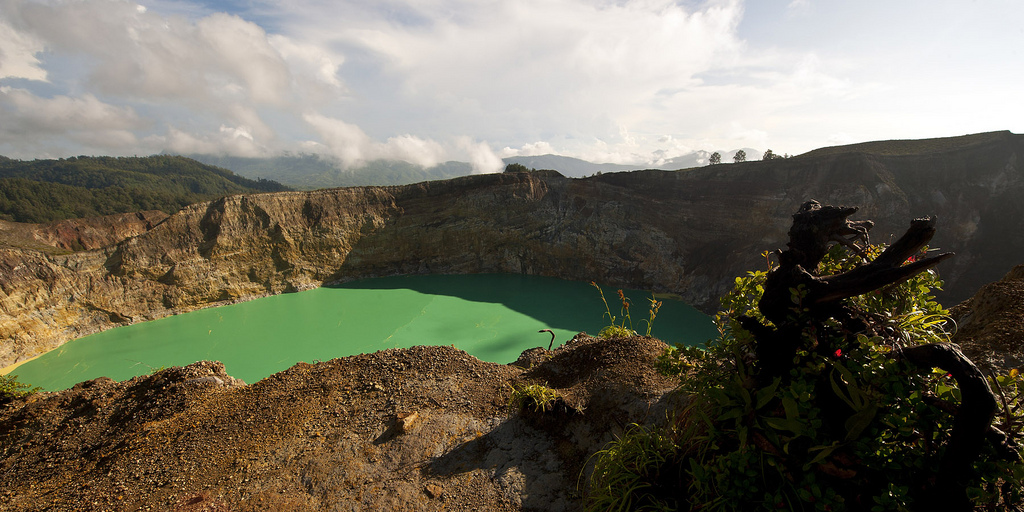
[190,148,760,189]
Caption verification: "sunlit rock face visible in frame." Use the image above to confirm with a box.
[2,131,1022,367]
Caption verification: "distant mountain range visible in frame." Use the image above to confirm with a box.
[189,149,761,190]
[0,148,761,223]
[188,154,474,190]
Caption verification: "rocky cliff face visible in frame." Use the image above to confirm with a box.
[951,263,1024,372]
[31,211,169,252]
[1,131,1022,367]
[0,210,168,255]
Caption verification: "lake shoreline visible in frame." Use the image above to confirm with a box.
[0,353,43,376]
[9,274,716,392]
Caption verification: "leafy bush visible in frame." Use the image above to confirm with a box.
[0,373,40,405]
[586,424,687,511]
[587,244,1024,511]
[508,383,560,413]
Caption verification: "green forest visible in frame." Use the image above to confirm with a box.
[0,155,290,223]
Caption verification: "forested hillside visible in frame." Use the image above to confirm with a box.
[0,155,290,223]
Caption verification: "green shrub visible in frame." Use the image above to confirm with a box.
[504,163,532,173]
[508,383,559,413]
[588,244,1024,511]
[591,281,636,337]
[590,282,664,338]
[0,373,40,404]
[585,424,686,511]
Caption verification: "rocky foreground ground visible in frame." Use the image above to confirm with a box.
[0,334,682,511]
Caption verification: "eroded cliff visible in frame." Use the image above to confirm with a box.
[952,263,1024,372]
[1,131,1022,367]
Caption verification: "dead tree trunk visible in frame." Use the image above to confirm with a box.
[752,200,1001,511]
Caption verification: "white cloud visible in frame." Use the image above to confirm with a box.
[220,125,254,142]
[196,13,291,105]
[161,125,265,157]
[787,0,810,11]
[303,113,371,166]
[0,0,340,157]
[269,35,344,91]
[498,141,556,158]
[223,104,277,147]
[0,19,47,81]
[0,87,143,156]
[381,134,446,168]
[0,0,798,161]
[342,0,746,129]
[1,0,1021,163]
[303,113,447,168]
[456,136,504,174]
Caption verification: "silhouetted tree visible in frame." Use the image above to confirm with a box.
[733,150,747,163]
[709,152,722,165]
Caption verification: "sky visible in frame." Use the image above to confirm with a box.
[1,0,1022,172]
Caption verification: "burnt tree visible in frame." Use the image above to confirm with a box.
[745,200,1013,511]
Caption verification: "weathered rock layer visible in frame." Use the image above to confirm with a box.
[2,131,1022,367]
[952,263,1024,373]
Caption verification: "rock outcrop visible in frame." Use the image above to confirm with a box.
[951,263,1024,373]
[0,210,168,255]
[2,131,1023,367]
[31,210,170,252]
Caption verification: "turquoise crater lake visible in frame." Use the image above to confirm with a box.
[13,274,717,391]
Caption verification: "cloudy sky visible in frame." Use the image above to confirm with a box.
[1,0,1021,171]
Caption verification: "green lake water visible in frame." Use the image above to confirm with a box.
[12,274,717,391]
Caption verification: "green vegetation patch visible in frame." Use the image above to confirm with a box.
[590,282,664,338]
[0,373,40,406]
[586,244,1024,511]
[508,383,560,414]
[0,155,289,223]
